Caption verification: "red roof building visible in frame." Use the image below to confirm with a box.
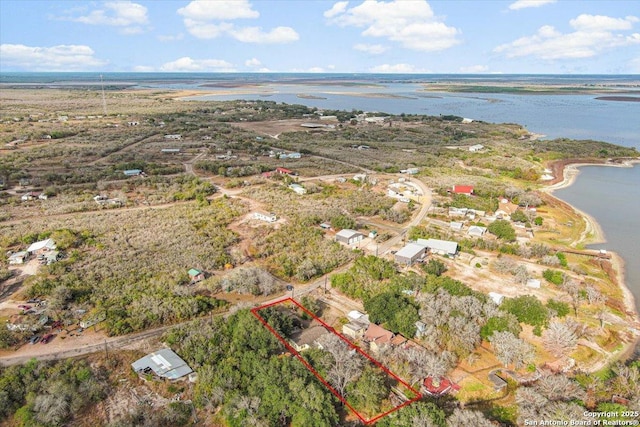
[275,167,293,175]
[452,185,474,195]
[422,376,459,396]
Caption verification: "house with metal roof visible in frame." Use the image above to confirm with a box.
[188,269,205,283]
[416,238,458,257]
[131,348,193,381]
[468,225,488,237]
[335,229,364,245]
[395,243,427,265]
[27,238,56,254]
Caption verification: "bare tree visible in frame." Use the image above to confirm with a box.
[585,286,605,306]
[542,321,578,358]
[562,280,583,315]
[489,331,536,369]
[317,334,364,397]
[446,408,494,427]
[513,265,530,285]
[535,374,586,402]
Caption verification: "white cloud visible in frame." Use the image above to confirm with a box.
[326,0,460,52]
[508,0,556,11]
[178,0,298,43]
[324,1,349,18]
[353,43,387,54]
[159,57,235,72]
[369,63,430,73]
[494,14,640,60]
[66,1,148,33]
[183,19,233,39]
[133,65,154,72]
[245,58,262,67]
[569,14,637,32]
[229,26,299,43]
[459,65,489,73]
[178,0,259,20]
[0,44,106,71]
[157,33,185,42]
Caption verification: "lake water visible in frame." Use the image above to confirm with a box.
[197,87,640,149]
[554,164,640,312]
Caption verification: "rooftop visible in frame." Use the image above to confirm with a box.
[336,229,362,239]
[131,348,193,380]
[27,238,56,253]
[395,243,426,259]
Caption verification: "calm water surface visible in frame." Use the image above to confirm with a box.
[554,165,640,312]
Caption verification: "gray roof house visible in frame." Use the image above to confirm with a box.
[468,225,488,237]
[335,229,364,245]
[416,238,458,257]
[131,348,193,381]
[395,243,427,265]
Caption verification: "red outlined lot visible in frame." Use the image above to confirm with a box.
[251,297,422,425]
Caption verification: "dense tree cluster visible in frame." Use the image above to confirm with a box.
[0,359,107,425]
[165,311,340,426]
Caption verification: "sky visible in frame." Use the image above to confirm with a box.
[0,0,639,74]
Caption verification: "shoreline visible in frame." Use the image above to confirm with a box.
[542,158,640,364]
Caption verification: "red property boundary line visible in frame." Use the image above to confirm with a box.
[251,297,422,425]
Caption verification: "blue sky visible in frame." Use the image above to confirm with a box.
[1,0,639,73]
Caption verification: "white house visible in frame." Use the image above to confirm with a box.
[469,144,484,152]
[164,134,182,140]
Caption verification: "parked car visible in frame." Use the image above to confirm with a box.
[40,334,54,344]
[29,335,41,344]
[51,321,62,329]
[27,298,40,304]
[18,305,32,310]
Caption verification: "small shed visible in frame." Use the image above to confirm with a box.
[253,211,277,223]
[335,229,364,245]
[188,269,205,283]
[395,243,427,265]
[123,169,143,176]
[468,225,487,237]
[526,279,541,289]
[342,321,367,341]
[449,221,464,232]
[8,251,29,265]
[489,292,504,305]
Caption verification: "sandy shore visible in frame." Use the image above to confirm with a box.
[543,159,640,322]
